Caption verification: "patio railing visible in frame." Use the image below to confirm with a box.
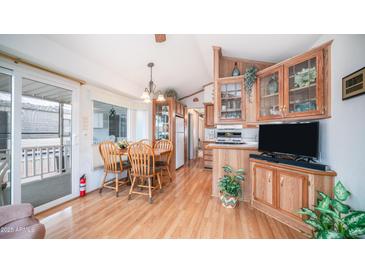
[21,145,71,180]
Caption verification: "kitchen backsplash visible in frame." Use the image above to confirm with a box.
[204,127,258,142]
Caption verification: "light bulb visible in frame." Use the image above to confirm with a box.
[141,90,149,99]
[157,93,165,102]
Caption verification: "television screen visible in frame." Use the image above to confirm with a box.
[258,122,319,158]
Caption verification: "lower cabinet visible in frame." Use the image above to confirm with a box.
[277,170,308,220]
[253,164,275,207]
[250,158,336,234]
[203,141,213,169]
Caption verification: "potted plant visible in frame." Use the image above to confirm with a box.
[164,88,178,99]
[117,139,129,149]
[243,66,258,103]
[218,165,244,208]
[298,181,365,239]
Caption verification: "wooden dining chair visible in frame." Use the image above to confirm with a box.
[138,139,152,145]
[154,139,173,183]
[98,141,131,197]
[127,142,162,203]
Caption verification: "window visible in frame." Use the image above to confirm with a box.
[135,109,148,140]
[93,100,128,144]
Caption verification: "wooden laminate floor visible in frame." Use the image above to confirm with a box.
[37,160,305,239]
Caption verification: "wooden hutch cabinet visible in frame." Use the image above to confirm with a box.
[216,77,245,124]
[256,42,331,122]
[152,98,187,176]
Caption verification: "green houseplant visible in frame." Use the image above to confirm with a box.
[243,66,258,103]
[164,88,178,99]
[298,181,365,239]
[117,139,129,149]
[218,165,244,208]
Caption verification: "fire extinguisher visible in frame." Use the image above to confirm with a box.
[80,174,86,197]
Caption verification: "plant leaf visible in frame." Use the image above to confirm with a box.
[316,230,344,239]
[331,199,350,214]
[348,226,365,238]
[314,207,339,220]
[223,165,233,173]
[318,191,329,200]
[297,208,317,219]
[334,181,351,201]
[320,213,334,230]
[235,175,244,181]
[317,195,331,210]
[343,211,365,227]
[304,218,323,231]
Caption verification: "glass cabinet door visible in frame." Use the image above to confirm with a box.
[218,80,244,121]
[155,103,169,140]
[257,67,283,120]
[284,52,323,116]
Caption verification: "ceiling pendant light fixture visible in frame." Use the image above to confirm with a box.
[141,62,165,103]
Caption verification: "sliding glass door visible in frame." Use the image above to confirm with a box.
[0,69,12,205]
[20,78,73,207]
[0,60,79,211]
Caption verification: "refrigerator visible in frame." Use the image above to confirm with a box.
[175,116,185,169]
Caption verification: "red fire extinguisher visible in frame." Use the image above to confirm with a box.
[80,174,86,197]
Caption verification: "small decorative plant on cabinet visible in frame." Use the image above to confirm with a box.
[298,181,365,239]
[218,165,244,208]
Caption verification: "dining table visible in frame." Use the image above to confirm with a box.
[114,147,171,157]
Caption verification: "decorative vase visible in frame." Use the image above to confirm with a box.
[231,62,241,77]
[267,75,278,94]
[220,193,239,208]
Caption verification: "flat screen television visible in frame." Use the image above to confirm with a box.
[258,122,319,158]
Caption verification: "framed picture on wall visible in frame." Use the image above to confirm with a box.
[342,67,365,100]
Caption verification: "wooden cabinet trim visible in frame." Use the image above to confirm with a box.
[250,158,337,176]
[256,40,333,76]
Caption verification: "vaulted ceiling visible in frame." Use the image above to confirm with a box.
[0,34,321,99]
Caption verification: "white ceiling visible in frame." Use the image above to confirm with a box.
[0,34,321,99]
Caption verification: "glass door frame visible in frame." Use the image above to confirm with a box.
[216,77,245,124]
[0,66,14,205]
[256,66,284,121]
[0,58,80,213]
[283,50,324,118]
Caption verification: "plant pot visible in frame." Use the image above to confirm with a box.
[220,193,239,208]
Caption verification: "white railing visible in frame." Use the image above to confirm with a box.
[21,145,71,180]
[0,145,71,183]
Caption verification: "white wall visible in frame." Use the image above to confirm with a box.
[313,35,365,210]
[180,91,204,109]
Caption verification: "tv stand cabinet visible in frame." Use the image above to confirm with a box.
[249,158,336,235]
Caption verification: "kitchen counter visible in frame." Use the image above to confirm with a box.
[208,142,259,202]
